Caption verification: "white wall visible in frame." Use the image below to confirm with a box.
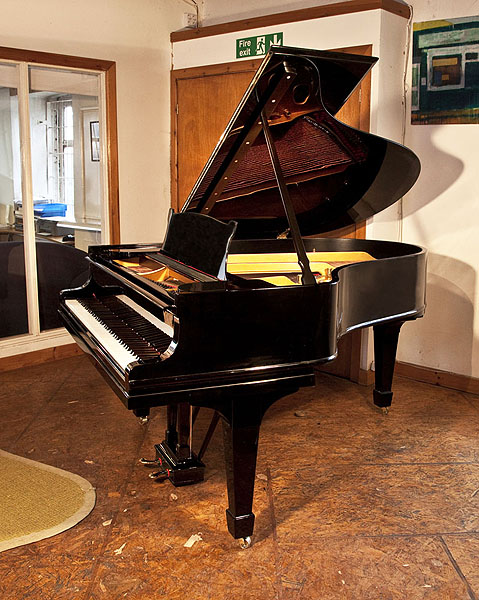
[398,0,479,378]
[0,0,185,244]
[202,0,348,26]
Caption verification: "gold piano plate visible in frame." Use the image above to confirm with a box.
[114,258,194,289]
[227,251,375,285]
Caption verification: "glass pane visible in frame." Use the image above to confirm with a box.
[28,66,99,331]
[0,63,28,339]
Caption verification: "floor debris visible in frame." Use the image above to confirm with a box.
[184,533,203,548]
[114,542,127,555]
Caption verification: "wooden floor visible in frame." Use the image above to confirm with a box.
[0,356,478,599]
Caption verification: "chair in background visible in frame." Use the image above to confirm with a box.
[0,240,88,338]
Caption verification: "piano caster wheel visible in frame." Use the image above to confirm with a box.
[138,416,149,424]
[149,469,169,482]
[240,536,252,549]
[139,457,160,467]
[382,407,389,415]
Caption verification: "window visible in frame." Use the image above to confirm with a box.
[47,97,74,213]
[0,48,118,351]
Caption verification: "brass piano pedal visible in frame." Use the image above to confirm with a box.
[139,457,161,467]
[149,469,169,482]
[138,416,149,425]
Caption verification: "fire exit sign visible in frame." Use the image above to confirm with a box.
[236,33,283,58]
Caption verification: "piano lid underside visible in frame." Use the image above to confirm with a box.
[183,48,420,240]
[196,113,368,200]
[188,109,390,238]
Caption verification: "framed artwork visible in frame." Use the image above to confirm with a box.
[412,16,479,124]
[90,121,100,161]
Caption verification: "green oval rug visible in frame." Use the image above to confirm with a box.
[0,449,96,552]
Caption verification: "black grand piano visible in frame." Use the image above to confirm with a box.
[59,46,426,548]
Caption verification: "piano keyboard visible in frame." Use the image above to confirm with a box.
[65,295,173,371]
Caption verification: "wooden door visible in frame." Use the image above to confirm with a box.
[171,46,372,381]
[171,60,261,211]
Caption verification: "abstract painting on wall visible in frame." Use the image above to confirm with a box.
[412,16,479,124]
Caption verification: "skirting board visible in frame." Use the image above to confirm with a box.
[329,365,479,396]
[0,344,83,373]
[395,361,479,396]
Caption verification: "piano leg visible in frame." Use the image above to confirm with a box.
[133,407,150,424]
[214,378,313,546]
[221,396,266,546]
[372,320,405,410]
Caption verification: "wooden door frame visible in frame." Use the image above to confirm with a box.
[171,45,373,384]
[0,45,120,243]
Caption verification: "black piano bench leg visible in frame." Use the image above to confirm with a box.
[222,405,263,549]
[373,320,405,412]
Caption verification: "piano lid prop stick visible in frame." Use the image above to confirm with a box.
[261,109,316,286]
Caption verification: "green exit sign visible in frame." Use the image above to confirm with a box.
[236,33,283,58]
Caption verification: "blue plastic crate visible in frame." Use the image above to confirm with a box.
[33,203,67,218]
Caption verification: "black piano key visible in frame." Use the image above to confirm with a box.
[78,296,172,362]
[102,297,172,347]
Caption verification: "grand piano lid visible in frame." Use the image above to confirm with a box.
[181,46,420,239]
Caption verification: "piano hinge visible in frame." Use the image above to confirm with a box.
[277,228,290,239]
[175,104,179,115]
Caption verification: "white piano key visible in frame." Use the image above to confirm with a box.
[65,299,139,371]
